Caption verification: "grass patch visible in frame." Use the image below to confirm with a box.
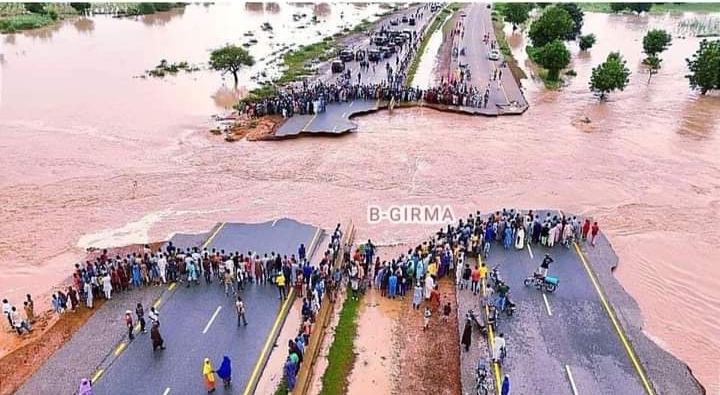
[492,16,527,81]
[0,13,54,33]
[578,3,720,13]
[276,40,336,86]
[526,45,564,89]
[406,5,455,86]
[273,377,289,395]
[317,294,361,395]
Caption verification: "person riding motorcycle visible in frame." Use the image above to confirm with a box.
[538,254,554,277]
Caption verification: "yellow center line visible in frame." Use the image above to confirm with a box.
[241,287,295,395]
[91,369,104,384]
[114,342,126,356]
[307,227,323,258]
[481,277,502,394]
[572,242,656,395]
[168,282,176,291]
[153,298,162,309]
[202,222,226,249]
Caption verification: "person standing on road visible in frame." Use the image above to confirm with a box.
[423,306,432,330]
[136,303,147,334]
[236,296,248,327]
[102,272,112,300]
[125,310,135,341]
[461,316,472,351]
[276,272,286,300]
[148,306,159,325]
[493,333,506,363]
[77,378,93,395]
[84,281,93,309]
[590,222,600,246]
[539,254,553,277]
[581,219,591,240]
[216,355,232,387]
[202,358,216,393]
[150,321,165,351]
[501,374,510,395]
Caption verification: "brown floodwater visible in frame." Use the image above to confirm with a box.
[0,6,719,391]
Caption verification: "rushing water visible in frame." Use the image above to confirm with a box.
[1,5,719,391]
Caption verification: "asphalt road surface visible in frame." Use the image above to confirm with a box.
[276,5,437,137]
[451,3,528,113]
[481,230,646,394]
[93,219,322,395]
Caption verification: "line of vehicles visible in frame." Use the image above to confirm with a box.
[331,13,418,73]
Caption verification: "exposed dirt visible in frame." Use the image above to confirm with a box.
[0,301,103,395]
[397,277,461,395]
[211,115,283,142]
[0,243,158,395]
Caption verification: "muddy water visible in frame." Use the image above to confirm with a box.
[0,8,719,391]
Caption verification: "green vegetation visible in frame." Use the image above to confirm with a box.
[528,6,574,47]
[273,378,289,395]
[678,16,720,38]
[579,33,597,50]
[406,5,453,86]
[0,2,75,33]
[276,40,336,85]
[590,52,631,99]
[642,29,672,82]
[500,3,533,30]
[70,3,92,13]
[146,59,199,77]
[492,17,527,81]
[0,13,53,33]
[209,45,255,86]
[125,3,183,16]
[556,3,584,40]
[685,39,720,94]
[532,39,571,82]
[578,3,720,13]
[318,294,361,395]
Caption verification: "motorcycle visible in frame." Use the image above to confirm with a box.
[475,359,489,395]
[467,309,488,335]
[523,272,559,293]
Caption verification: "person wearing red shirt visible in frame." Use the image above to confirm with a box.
[590,222,600,247]
[581,219,591,240]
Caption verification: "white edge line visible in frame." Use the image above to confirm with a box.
[565,365,579,395]
[542,293,553,316]
[202,306,222,334]
[527,243,534,259]
[162,388,171,395]
[271,219,278,227]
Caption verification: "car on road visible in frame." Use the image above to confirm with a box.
[459,11,466,17]
[390,19,399,26]
[401,16,408,23]
[393,36,405,46]
[331,60,345,73]
[488,48,501,61]
[374,35,388,46]
[408,17,416,26]
[368,49,381,62]
[339,49,354,62]
[380,46,392,58]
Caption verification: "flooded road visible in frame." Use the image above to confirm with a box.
[0,7,719,392]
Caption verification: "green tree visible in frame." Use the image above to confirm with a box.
[23,3,45,13]
[153,3,174,12]
[70,3,92,13]
[643,55,662,83]
[628,3,653,13]
[137,3,156,14]
[502,3,532,30]
[556,3,584,40]
[610,3,628,12]
[529,6,574,47]
[643,29,672,57]
[642,29,671,82]
[579,34,596,51]
[209,44,255,86]
[534,39,571,81]
[590,52,631,100]
[685,39,720,94]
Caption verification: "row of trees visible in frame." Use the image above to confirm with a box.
[501,3,717,98]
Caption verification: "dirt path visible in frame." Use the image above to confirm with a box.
[346,289,401,395]
[397,277,461,395]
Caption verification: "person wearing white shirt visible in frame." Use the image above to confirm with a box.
[158,254,167,284]
[102,274,112,300]
[493,333,507,362]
